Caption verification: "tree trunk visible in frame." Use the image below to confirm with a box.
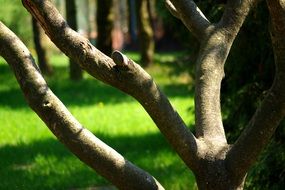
[195,157,246,190]
[6,0,285,189]
[136,0,155,67]
[96,0,114,56]
[32,17,53,75]
[66,0,83,80]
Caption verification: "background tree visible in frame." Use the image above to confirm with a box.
[0,0,32,46]
[77,0,91,38]
[32,17,53,75]
[0,0,285,189]
[66,0,83,80]
[127,0,137,48]
[136,0,155,67]
[96,0,114,56]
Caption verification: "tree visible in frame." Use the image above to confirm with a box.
[66,0,83,80]
[96,0,114,56]
[127,0,137,47]
[0,0,284,189]
[136,0,155,67]
[32,17,53,75]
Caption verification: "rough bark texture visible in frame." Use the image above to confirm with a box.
[96,0,114,56]
[66,0,83,80]
[136,0,155,67]
[0,0,283,189]
[32,17,53,75]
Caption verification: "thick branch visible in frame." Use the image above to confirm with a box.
[226,0,285,178]
[169,0,211,40]
[194,0,260,143]
[0,21,164,190]
[194,31,228,143]
[22,0,199,170]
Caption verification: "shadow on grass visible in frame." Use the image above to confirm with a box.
[153,51,194,77]
[0,132,194,190]
[0,54,195,189]
[0,64,192,109]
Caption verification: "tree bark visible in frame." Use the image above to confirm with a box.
[21,0,199,172]
[0,21,164,190]
[168,0,283,189]
[96,0,114,56]
[2,0,284,189]
[66,0,83,80]
[136,0,155,67]
[32,17,53,75]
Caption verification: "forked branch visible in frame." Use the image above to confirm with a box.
[0,21,164,190]
[192,0,256,142]
[22,0,199,170]
[192,0,260,142]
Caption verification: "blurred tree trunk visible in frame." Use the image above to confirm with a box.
[32,17,53,75]
[136,0,155,67]
[77,0,90,37]
[96,0,114,56]
[127,0,137,47]
[66,0,83,80]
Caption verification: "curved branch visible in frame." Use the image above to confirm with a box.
[226,0,285,178]
[169,0,211,40]
[165,0,180,19]
[0,21,164,190]
[22,0,199,170]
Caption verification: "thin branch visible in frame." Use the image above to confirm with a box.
[165,0,180,19]
[0,21,164,190]
[219,0,258,37]
[22,0,199,170]
[226,0,285,178]
[169,0,211,40]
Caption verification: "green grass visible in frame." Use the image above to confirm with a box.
[0,52,196,190]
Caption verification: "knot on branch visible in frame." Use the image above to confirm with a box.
[43,100,52,108]
[111,50,129,67]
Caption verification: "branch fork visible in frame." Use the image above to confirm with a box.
[0,0,283,189]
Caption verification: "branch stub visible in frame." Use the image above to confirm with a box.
[111,50,129,66]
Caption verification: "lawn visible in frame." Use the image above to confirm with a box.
[0,52,196,190]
